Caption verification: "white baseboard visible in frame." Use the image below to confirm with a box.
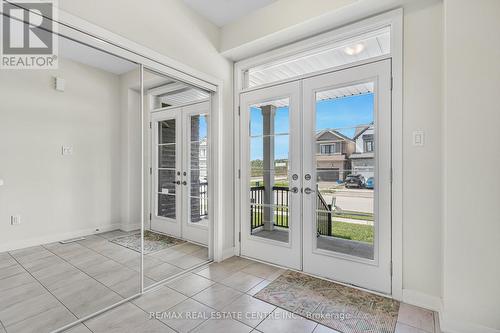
[402,289,442,312]
[401,291,500,333]
[220,247,236,261]
[0,223,122,252]
[439,312,500,333]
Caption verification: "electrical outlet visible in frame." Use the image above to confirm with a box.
[10,215,21,225]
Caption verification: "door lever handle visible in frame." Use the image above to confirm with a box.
[304,187,315,194]
[291,187,299,193]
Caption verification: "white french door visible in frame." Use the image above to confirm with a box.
[151,101,209,245]
[239,81,302,270]
[240,60,392,294]
[302,60,392,294]
[151,108,181,237]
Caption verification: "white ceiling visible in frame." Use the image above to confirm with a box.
[182,0,276,27]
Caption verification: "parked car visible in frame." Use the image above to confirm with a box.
[345,174,365,189]
[365,177,374,189]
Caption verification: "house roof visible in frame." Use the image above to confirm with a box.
[316,129,354,142]
[353,123,374,140]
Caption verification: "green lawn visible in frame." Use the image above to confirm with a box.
[331,220,373,243]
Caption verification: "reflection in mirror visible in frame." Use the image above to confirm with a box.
[0,24,142,331]
[249,99,290,243]
[314,82,375,260]
[143,69,210,285]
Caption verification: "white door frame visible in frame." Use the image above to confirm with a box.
[234,9,403,299]
[7,5,226,262]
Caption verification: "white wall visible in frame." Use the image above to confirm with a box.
[58,0,235,254]
[221,0,357,53]
[402,0,443,307]
[0,58,123,251]
[442,0,500,332]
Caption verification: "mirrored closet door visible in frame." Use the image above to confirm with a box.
[0,15,143,332]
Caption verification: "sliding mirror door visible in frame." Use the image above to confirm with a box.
[0,14,143,332]
[143,69,211,285]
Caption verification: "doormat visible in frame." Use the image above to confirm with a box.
[110,230,185,254]
[254,270,399,333]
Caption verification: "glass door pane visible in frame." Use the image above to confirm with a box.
[249,99,290,243]
[157,118,177,219]
[314,82,375,260]
[189,113,209,225]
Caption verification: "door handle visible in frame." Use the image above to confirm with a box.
[291,187,299,193]
[182,181,187,185]
[304,187,315,194]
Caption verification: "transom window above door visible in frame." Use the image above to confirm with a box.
[243,26,390,88]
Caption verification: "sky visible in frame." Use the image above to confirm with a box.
[251,93,374,160]
[195,114,208,140]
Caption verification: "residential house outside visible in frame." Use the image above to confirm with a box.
[350,124,375,179]
[316,130,355,182]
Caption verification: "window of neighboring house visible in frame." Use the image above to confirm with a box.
[320,143,341,154]
[364,139,374,152]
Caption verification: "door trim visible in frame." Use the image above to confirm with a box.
[234,10,403,299]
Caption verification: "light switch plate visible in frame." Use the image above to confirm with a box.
[55,77,65,92]
[62,146,73,155]
[11,215,21,225]
[413,130,425,146]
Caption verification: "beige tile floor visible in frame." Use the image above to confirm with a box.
[53,256,437,333]
[0,230,209,333]
[1,241,436,333]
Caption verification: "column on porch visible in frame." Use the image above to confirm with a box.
[261,105,276,231]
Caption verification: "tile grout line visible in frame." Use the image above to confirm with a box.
[40,244,125,298]
[114,261,217,333]
[1,232,206,333]
[180,264,283,331]
[5,252,80,330]
[184,261,326,332]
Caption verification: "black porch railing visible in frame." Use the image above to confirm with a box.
[250,185,332,236]
[316,189,333,236]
